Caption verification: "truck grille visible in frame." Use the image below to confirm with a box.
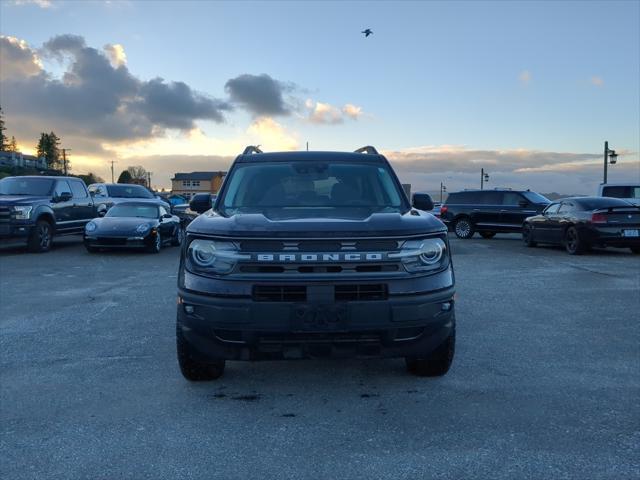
[0,207,10,224]
[335,284,388,301]
[239,239,400,252]
[253,285,307,302]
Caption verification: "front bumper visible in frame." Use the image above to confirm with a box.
[84,233,154,249]
[0,223,33,245]
[177,282,455,361]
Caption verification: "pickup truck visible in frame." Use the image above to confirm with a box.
[598,183,640,206]
[0,176,96,252]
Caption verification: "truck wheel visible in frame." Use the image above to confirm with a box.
[564,226,587,255]
[176,324,225,381]
[27,220,53,253]
[453,217,475,239]
[522,224,537,247]
[406,327,455,377]
[479,231,496,239]
[148,232,162,253]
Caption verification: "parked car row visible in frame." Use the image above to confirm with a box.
[437,187,640,255]
[0,176,184,253]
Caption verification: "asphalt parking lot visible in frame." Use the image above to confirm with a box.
[1,234,639,479]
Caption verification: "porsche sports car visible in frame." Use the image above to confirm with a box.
[84,202,183,253]
[522,196,640,255]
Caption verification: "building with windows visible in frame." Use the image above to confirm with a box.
[0,151,47,170]
[170,171,226,200]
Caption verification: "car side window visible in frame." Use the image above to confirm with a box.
[69,181,88,198]
[558,202,574,213]
[89,185,107,198]
[544,203,560,214]
[54,180,72,198]
[502,192,523,206]
[480,191,501,204]
[158,206,168,216]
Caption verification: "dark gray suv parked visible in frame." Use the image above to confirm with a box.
[440,189,550,239]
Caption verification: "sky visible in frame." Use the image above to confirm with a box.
[0,0,638,194]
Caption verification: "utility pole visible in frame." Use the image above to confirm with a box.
[110,160,117,183]
[147,171,152,190]
[440,182,446,203]
[62,148,70,175]
[306,141,309,152]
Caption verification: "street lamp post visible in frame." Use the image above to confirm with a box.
[481,168,489,190]
[440,182,447,203]
[603,141,618,184]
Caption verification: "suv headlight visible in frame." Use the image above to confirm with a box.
[186,238,250,276]
[12,206,32,220]
[389,237,449,273]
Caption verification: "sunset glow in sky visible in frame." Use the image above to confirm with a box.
[1,0,638,194]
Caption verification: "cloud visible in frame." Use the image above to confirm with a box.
[225,73,292,117]
[342,103,362,120]
[519,70,531,86]
[104,43,127,67]
[0,34,231,147]
[590,76,604,87]
[10,0,52,7]
[246,117,298,151]
[304,99,363,125]
[0,35,42,80]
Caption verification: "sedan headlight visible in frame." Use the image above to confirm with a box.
[186,239,250,275]
[85,221,97,233]
[12,206,32,220]
[136,223,151,234]
[389,237,449,273]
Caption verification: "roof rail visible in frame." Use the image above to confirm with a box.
[242,145,263,155]
[354,146,379,155]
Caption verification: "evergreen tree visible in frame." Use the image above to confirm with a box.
[117,169,133,183]
[0,106,8,151]
[8,136,18,152]
[36,132,62,170]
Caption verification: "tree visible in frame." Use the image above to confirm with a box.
[117,169,133,183]
[0,106,7,151]
[36,132,62,170]
[77,172,104,185]
[127,165,148,184]
[8,136,18,152]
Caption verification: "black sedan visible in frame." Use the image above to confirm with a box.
[523,197,640,255]
[84,202,183,253]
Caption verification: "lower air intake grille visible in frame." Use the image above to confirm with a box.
[335,284,388,301]
[253,285,307,302]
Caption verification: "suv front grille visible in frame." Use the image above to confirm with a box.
[239,239,400,252]
[0,207,10,223]
[252,284,388,302]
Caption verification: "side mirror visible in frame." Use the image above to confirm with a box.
[55,192,73,203]
[189,197,211,214]
[162,213,173,219]
[412,192,434,211]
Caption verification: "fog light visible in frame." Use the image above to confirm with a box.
[441,302,452,311]
[184,305,194,314]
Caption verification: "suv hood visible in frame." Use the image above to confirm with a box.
[188,210,446,238]
[0,195,50,206]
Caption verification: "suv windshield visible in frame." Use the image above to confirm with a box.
[219,161,406,218]
[0,177,54,196]
[522,191,550,204]
[106,184,154,199]
[106,205,159,218]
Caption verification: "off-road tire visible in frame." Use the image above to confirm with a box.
[405,327,455,377]
[176,324,225,381]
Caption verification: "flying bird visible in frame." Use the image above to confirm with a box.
[361,29,373,37]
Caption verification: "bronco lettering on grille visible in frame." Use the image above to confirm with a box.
[255,253,385,262]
